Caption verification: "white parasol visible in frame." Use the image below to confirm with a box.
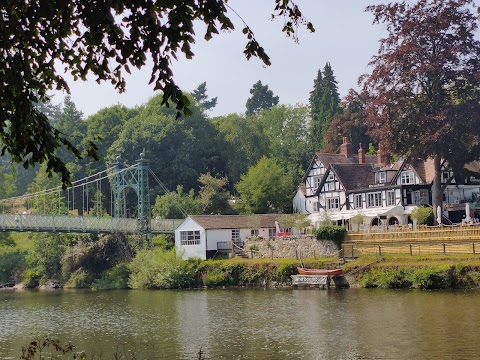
[437,206,442,225]
[465,203,471,222]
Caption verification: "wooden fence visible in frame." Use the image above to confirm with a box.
[343,225,480,256]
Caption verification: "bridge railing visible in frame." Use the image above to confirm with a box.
[0,214,182,234]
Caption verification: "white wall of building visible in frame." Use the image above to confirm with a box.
[175,218,207,260]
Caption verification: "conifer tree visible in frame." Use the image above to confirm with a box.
[245,81,279,116]
[309,63,341,151]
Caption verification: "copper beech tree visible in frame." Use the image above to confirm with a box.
[363,0,480,224]
[0,1,313,187]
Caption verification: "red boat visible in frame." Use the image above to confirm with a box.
[297,267,343,276]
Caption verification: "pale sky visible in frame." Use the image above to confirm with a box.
[52,1,476,118]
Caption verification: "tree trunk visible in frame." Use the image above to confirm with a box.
[431,155,443,225]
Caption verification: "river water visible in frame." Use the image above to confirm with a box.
[1,288,480,359]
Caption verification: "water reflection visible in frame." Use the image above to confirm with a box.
[1,289,480,359]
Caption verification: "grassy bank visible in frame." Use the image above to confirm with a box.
[344,254,480,289]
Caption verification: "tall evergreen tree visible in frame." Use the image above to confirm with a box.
[309,69,323,150]
[309,63,341,151]
[245,81,279,116]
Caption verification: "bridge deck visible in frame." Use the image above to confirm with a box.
[0,214,182,234]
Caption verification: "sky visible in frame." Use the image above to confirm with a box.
[50,0,467,118]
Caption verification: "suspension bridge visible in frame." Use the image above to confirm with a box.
[0,154,184,237]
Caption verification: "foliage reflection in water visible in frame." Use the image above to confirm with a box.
[1,288,480,359]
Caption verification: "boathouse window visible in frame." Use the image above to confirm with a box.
[327,197,340,210]
[367,192,382,207]
[355,194,362,209]
[387,190,395,206]
[268,228,276,237]
[401,171,415,184]
[180,230,200,245]
[250,229,259,236]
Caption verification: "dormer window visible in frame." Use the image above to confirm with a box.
[401,171,415,184]
[376,171,387,184]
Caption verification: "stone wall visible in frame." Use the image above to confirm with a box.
[243,235,338,259]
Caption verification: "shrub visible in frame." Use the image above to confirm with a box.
[128,249,200,289]
[248,244,259,251]
[407,266,455,289]
[314,225,346,249]
[410,206,434,225]
[64,269,92,288]
[202,268,227,287]
[0,248,25,285]
[92,263,130,290]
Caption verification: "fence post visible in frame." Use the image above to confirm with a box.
[295,249,298,260]
[443,243,446,255]
[271,249,274,260]
[378,245,382,256]
[473,243,476,255]
[409,244,413,256]
[351,245,354,260]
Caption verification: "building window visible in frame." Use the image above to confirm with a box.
[376,171,387,184]
[327,173,334,182]
[367,192,382,207]
[387,190,395,206]
[355,194,362,209]
[313,201,321,212]
[313,176,321,191]
[268,228,276,237]
[180,230,200,245]
[327,197,340,210]
[250,229,259,236]
[401,171,415,184]
[232,229,240,241]
[328,182,335,191]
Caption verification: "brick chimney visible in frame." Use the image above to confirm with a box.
[377,142,388,166]
[358,143,365,164]
[340,137,352,158]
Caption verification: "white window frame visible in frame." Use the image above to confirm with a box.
[327,173,334,182]
[250,229,259,236]
[313,176,321,191]
[313,201,321,212]
[355,194,362,209]
[180,230,201,246]
[367,192,382,207]
[327,197,340,210]
[378,171,387,184]
[268,228,276,237]
[387,190,395,206]
[401,171,415,184]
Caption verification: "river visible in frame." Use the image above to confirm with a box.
[1,288,480,359]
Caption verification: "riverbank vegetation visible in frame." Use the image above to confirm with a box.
[345,254,480,289]
[5,232,480,291]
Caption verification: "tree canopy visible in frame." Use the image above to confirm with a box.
[363,0,480,222]
[245,81,280,116]
[0,1,313,185]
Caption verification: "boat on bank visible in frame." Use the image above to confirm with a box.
[296,267,343,276]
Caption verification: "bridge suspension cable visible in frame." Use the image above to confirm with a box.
[148,169,188,218]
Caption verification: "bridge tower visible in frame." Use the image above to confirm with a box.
[112,153,151,241]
